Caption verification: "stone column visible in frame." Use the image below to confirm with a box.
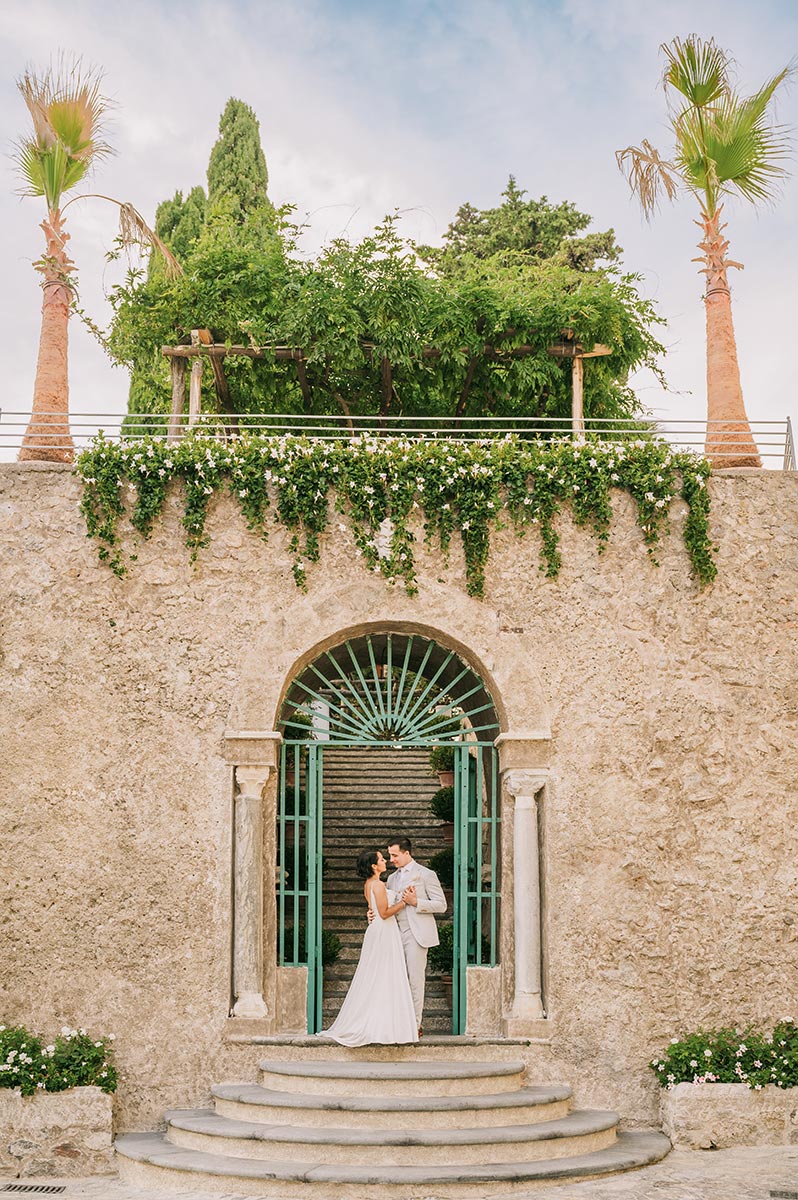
[223,731,282,1020]
[231,765,272,1017]
[504,769,548,1027]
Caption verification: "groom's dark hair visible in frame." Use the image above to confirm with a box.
[387,836,412,853]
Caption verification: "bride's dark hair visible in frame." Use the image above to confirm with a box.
[356,849,380,880]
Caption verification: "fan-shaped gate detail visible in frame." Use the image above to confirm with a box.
[278,632,499,745]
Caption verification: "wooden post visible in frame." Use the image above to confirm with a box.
[168,357,187,443]
[188,331,202,425]
[571,355,585,441]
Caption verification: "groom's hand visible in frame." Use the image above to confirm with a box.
[367,906,374,923]
[402,886,418,907]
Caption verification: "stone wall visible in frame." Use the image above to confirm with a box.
[1,462,796,1131]
[0,1086,113,1178]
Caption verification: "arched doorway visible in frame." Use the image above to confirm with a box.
[275,630,501,1034]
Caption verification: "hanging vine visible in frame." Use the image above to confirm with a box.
[76,433,716,595]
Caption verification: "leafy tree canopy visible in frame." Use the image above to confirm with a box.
[418,176,622,275]
[106,108,663,426]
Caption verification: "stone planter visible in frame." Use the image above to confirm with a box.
[661,1082,798,1149]
[0,1086,114,1178]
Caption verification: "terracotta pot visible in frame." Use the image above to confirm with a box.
[441,821,455,846]
[437,770,455,787]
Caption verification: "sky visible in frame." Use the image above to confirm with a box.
[1,0,797,460]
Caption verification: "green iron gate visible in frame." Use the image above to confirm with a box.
[277,741,324,1032]
[453,741,500,1035]
[275,633,501,1034]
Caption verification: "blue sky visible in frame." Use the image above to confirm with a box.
[1,0,796,449]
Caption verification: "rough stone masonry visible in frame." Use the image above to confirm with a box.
[1,462,796,1131]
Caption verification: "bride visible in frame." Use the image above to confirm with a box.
[320,849,418,1046]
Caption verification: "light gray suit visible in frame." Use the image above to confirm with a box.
[387,860,447,1026]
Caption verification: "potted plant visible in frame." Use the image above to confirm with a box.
[282,925,342,968]
[0,1023,117,1177]
[428,922,455,1008]
[429,847,454,890]
[651,1021,798,1148]
[429,785,455,844]
[429,744,455,787]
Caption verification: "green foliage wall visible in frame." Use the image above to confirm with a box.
[108,109,665,425]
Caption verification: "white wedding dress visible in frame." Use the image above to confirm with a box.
[321,882,418,1046]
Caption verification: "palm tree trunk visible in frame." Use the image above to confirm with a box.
[19,209,75,462]
[699,208,761,468]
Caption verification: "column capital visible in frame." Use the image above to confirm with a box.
[494,731,551,775]
[504,769,548,802]
[223,730,282,770]
[234,764,274,801]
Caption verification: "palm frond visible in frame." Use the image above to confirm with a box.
[662,36,730,109]
[117,202,183,280]
[615,140,682,217]
[673,64,794,209]
[15,55,112,209]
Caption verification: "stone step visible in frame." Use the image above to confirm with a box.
[163,1106,619,1166]
[322,817,437,827]
[321,988,450,1013]
[321,835,441,844]
[223,1037,541,1060]
[210,1082,572,1130]
[258,1059,526,1098]
[322,784,436,793]
[327,944,453,965]
[115,1130,672,1196]
[322,762,435,773]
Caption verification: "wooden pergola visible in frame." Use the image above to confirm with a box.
[162,334,613,440]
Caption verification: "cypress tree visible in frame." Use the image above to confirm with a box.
[206,98,270,218]
[154,186,207,262]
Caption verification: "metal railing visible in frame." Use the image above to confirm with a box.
[2,411,795,468]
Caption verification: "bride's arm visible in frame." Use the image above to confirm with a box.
[371,879,406,919]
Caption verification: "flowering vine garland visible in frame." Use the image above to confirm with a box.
[75,433,716,595]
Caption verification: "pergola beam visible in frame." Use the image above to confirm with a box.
[161,338,614,437]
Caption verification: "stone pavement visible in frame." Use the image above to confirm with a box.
[3,1146,798,1200]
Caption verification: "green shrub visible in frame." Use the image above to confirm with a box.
[322,928,342,967]
[0,1024,117,1096]
[428,746,455,775]
[284,925,341,967]
[429,847,454,889]
[429,786,455,822]
[428,922,454,975]
[650,1022,798,1090]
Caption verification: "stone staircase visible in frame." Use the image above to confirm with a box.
[115,1049,671,1195]
[320,746,453,1033]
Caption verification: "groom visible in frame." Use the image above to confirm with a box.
[385,835,447,1036]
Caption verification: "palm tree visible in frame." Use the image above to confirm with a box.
[617,36,793,468]
[16,58,178,462]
